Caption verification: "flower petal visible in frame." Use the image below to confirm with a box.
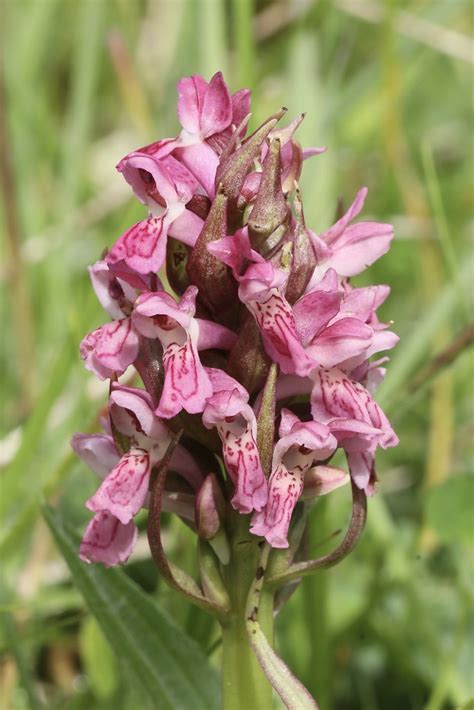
[80,511,137,567]
[177,74,208,134]
[201,71,232,137]
[71,433,119,479]
[80,319,139,380]
[86,450,151,524]
[107,217,168,275]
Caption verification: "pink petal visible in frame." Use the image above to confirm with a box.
[201,72,233,138]
[86,450,151,524]
[302,146,327,159]
[71,433,119,479]
[80,511,137,567]
[133,287,196,333]
[89,260,134,319]
[219,414,267,514]
[107,217,168,275]
[156,334,213,418]
[117,150,180,207]
[309,318,373,368]
[202,373,266,513]
[133,289,212,418]
[80,319,139,380]
[275,410,337,464]
[231,88,251,129]
[250,463,304,548]
[293,288,342,346]
[321,187,368,246]
[243,288,316,377]
[327,222,394,277]
[175,142,219,197]
[107,261,157,292]
[168,208,204,247]
[109,384,169,441]
[207,228,262,279]
[278,408,301,438]
[302,465,350,498]
[204,367,250,409]
[311,368,398,451]
[251,410,336,547]
[177,75,208,134]
[347,451,377,495]
[196,319,237,350]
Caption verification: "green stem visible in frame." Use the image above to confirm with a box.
[221,515,274,710]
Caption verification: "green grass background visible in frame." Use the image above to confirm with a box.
[1,0,473,708]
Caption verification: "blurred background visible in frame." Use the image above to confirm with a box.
[1,0,473,708]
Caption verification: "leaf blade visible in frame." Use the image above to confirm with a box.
[43,505,220,710]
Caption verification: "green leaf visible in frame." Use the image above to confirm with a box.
[80,616,118,701]
[426,474,474,545]
[43,505,220,710]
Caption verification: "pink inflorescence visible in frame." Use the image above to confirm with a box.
[72,72,398,566]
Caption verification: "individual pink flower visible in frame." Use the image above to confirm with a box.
[307,187,394,289]
[86,385,171,524]
[310,367,398,493]
[209,231,316,377]
[335,282,399,371]
[79,261,144,380]
[81,261,235,382]
[132,286,213,418]
[250,409,337,547]
[110,151,204,274]
[238,261,316,376]
[202,368,267,514]
[88,259,138,319]
[292,270,398,370]
[80,319,139,380]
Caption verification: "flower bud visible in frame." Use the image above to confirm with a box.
[195,473,226,541]
[228,316,271,395]
[284,190,316,304]
[301,465,350,500]
[216,108,287,211]
[248,139,289,252]
[195,474,230,565]
[186,190,238,321]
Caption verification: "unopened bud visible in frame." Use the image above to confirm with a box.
[186,191,237,321]
[248,139,289,251]
[228,315,271,395]
[301,465,350,500]
[281,140,303,194]
[216,108,287,212]
[285,189,317,303]
[195,473,226,541]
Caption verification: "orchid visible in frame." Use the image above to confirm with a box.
[71,72,398,709]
